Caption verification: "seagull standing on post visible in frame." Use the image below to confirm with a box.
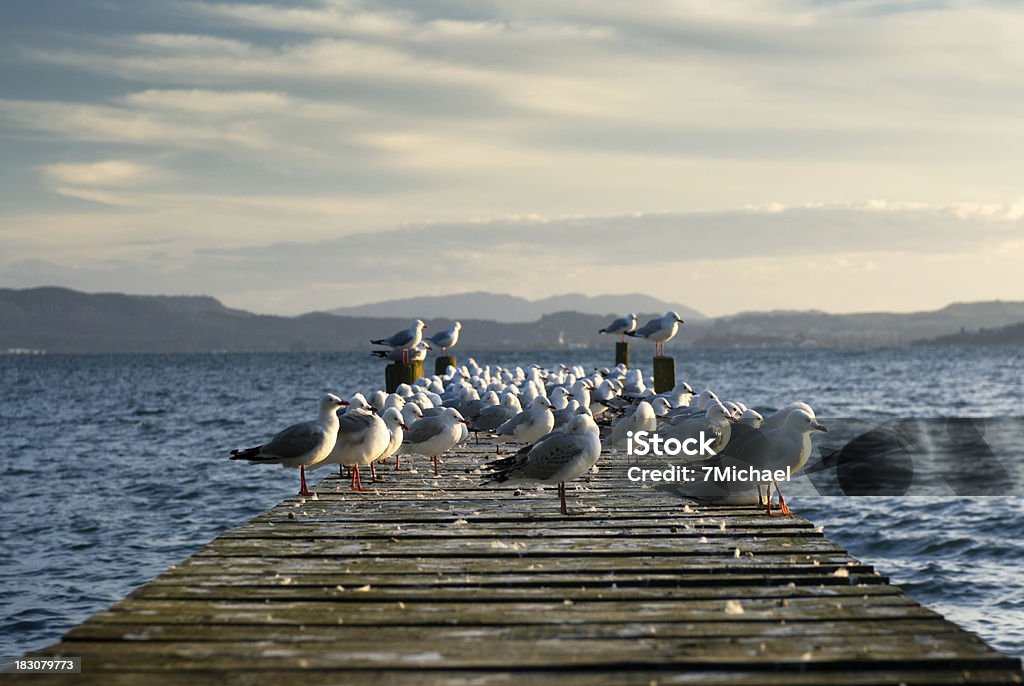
[626,311,685,356]
[371,319,427,364]
[427,321,462,354]
[599,313,638,343]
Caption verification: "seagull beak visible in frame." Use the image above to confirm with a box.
[339,400,350,406]
[814,422,828,432]
[460,419,470,425]
[676,317,685,323]
[401,423,410,431]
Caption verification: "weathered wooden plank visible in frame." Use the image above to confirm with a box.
[166,553,874,575]
[11,668,1024,686]
[85,597,935,627]
[129,582,898,602]
[143,571,890,589]
[192,537,849,558]
[37,634,1017,670]
[63,619,968,643]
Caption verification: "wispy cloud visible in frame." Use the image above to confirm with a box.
[42,159,153,186]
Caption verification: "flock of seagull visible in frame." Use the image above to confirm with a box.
[230,315,827,516]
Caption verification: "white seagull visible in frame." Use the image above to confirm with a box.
[603,400,657,452]
[626,311,685,356]
[427,321,462,354]
[229,394,349,496]
[371,319,427,363]
[400,407,469,476]
[315,406,391,492]
[378,407,410,473]
[482,412,601,515]
[598,313,638,343]
[492,396,556,445]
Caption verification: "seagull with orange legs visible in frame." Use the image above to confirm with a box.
[371,319,427,364]
[482,412,601,516]
[229,394,349,497]
[377,407,409,476]
[625,311,685,357]
[316,406,390,492]
[399,407,468,477]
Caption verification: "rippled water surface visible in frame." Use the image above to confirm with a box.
[1,347,1021,664]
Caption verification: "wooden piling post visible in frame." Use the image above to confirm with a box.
[385,360,424,393]
[614,342,629,369]
[435,355,457,376]
[652,355,675,393]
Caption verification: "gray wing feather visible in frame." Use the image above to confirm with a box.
[603,316,629,333]
[384,329,414,347]
[631,320,659,337]
[521,433,584,480]
[495,410,529,435]
[261,421,325,460]
[405,418,446,445]
[473,406,516,431]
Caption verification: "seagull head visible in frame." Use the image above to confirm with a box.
[322,394,350,411]
[788,409,828,433]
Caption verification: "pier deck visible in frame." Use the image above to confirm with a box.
[15,443,1024,684]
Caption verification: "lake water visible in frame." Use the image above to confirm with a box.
[1,346,1022,664]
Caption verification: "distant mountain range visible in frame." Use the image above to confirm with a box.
[1,286,1023,354]
[915,321,1024,346]
[329,291,705,322]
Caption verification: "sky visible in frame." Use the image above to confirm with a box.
[1,0,1023,317]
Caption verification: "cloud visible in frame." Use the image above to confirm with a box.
[3,203,1022,316]
[42,159,153,186]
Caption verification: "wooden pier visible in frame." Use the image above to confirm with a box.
[14,443,1023,685]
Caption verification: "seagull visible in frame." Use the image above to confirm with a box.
[761,401,817,431]
[492,396,556,445]
[229,394,349,497]
[603,400,657,452]
[654,405,825,514]
[427,321,462,354]
[371,341,431,363]
[660,402,736,456]
[470,393,523,436]
[626,311,685,356]
[315,406,391,491]
[400,407,468,476]
[378,407,410,473]
[371,319,427,364]
[482,412,601,515]
[598,313,638,343]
